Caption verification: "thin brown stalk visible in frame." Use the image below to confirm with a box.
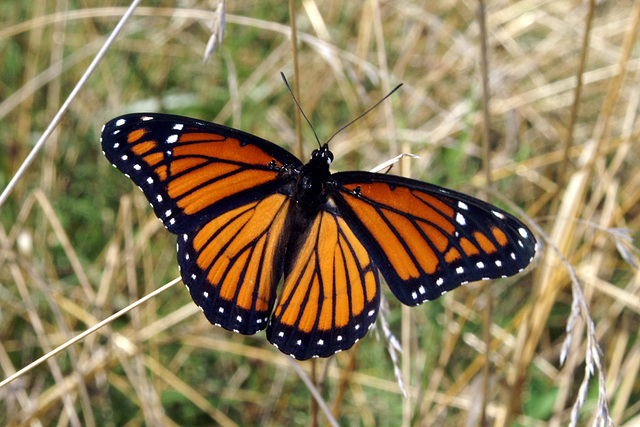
[289,0,303,160]
[552,0,596,214]
[477,1,493,426]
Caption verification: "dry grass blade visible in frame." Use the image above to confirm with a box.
[0,278,181,391]
[202,0,226,64]
[0,0,143,209]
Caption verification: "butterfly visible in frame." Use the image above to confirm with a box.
[101,112,536,360]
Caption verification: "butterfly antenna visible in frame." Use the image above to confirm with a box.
[281,72,322,148]
[325,83,403,146]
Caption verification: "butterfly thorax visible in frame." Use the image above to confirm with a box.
[292,144,334,217]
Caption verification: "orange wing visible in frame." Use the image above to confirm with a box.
[267,208,380,359]
[332,172,537,306]
[101,113,302,234]
[178,193,291,333]
[102,113,303,334]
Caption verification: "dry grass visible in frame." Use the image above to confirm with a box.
[1,1,639,425]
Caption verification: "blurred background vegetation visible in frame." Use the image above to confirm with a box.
[1,0,639,425]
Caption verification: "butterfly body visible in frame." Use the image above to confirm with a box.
[285,144,334,215]
[101,113,536,360]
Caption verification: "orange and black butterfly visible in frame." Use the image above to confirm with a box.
[101,112,536,360]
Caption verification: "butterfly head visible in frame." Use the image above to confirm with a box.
[311,143,334,165]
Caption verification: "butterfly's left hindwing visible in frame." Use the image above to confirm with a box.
[332,172,537,306]
[179,193,292,334]
[101,113,302,234]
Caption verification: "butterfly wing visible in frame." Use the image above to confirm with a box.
[101,113,303,334]
[101,113,302,234]
[178,193,292,334]
[267,208,380,360]
[331,171,537,306]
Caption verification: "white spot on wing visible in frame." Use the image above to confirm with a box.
[278,331,284,337]
[115,119,126,126]
[173,124,184,130]
[157,195,163,202]
[167,134,178,144]
[141,116,153,121]
[456,266,464,274]
[458,201,468,210]
[456,213,466,225]
[476,261,485,269]
[203,291,208,298]
[495,260,502,267]
[492,211,505,219]
[147,177,154,184]
[436,278,444,286]
[519,228,528,238]
[121,155,128,161]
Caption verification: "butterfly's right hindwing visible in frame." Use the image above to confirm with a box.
[267,207,380,359]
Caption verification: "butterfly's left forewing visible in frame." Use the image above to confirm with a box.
[331,172,537,306]
[267,208,380,359]
[101,113,302,234]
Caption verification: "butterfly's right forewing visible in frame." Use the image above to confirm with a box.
[331,172,537,306]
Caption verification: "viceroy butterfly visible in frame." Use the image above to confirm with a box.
[101,110,536,360]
